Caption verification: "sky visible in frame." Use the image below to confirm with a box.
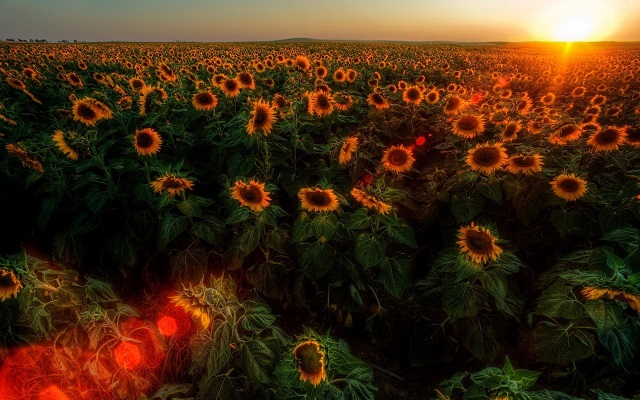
[1,0,639,42]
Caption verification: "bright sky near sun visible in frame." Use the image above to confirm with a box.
[1,0,639,42]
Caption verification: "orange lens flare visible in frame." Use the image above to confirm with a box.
[157,315,178,337]
[114,341,142,370]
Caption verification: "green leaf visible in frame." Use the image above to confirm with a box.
[298,241,335,280]
[292,212,315,242]
[536,284,585,320]
[158,214,188,250]
[207,321,232,376]
[502,356,515,377]
[477,180,502,204]
[177,196,203,217]
[85,188,110,214]
[242,301,276,332]
[169,244,207,283]
[513,369,541,390]
[226,207,251,224]
[85,277,119,303]
[354,233,386,270]
[246,261,289,300]
[345,208,372,230]
[201,374,235,400]
[534,321,595,363]
[237,224,261,255]
[313,213,338,240]
[240,339,276,385]
[490,252,523,274]
[550,209,581,237]
[384,224,418,248]
[191,216,225,244]
[602,227,639,252]
[265,227,290,254]
[379,257,411,299]
[480,270,507,303]
[450,193,485,223]
[470,367,504,388]
[463,315,499,362]
[443,282,488,320]
[586,300,638,367]
[462,384,487,400]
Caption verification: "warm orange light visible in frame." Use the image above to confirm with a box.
[38,385,69,400]
[114,341,142,370]
[157,315,178,337]
[554,16,593,41]
[530,0,618,42]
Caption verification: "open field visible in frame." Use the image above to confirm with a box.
[0,41,639,399]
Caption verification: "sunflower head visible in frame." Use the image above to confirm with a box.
[0,269,22,302]
[381,145,415,174]
[339,137,359,165]
[72,98,103,126]
[505,154,543,175]
[292,340,327,387]
[150,174,194,197]
[403,86,423,105]
[312,91,334,117]
[444,96,465,115]
[246,98,277,135]
[457,222,503,264]
[298,187,339,213]
[134,128,163,156]
[587,126,626,152]
[452,115,485,138]
[230,180,271,212]
[351,187,392,214]
[550,173,588,202]
[52,130,80,161]
[367,92,389,110]
[466,143,508,175]
[192,91,218,111]
[171,283,212,328]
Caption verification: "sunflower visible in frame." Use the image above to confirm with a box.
[505,154,543,174]
[130,126,161,155]
[452,115,485,138]
[624,126,640,146]
[466,143,508,175]
[236,72,255,89]
[587,126,626,152]
[381,145,415,174]
[443,96,465,115]
[425,90,440,104]
[346,69,357,83]
[171,283,212,328]
[192,91,218,111]
[5,143,44,173]
[312,91,334,117]
[515,93,533,115]
[350,187,392,214]
[457,222,503,264]
[293,340,327,387]
[333,68,346,83]
[540,92,555,105]
[571,86,586,97]
[72,98,102,126]
[294,55,311,72]
[139,86,168,116]
[315,66,328,79]
[548,124,583,145]
[230,180,271,212]
[550,173,588,201]
[582,287,640,312]
[298,187,339,212]
[212,74,227,87]
[6,77,27,91]
[52,130,79,160]
[403,86,423,105]
[246,98,277,135]
[367,92,389,109]
[332,93,354,112]
[158,64,177,82]
[339,136,359,165]
[272,94,289,110]
[590,94,606,106]
[0,269,22,301]
[220,78,241,97]
[501,120,521,142]
[150,174,194,197]
[66,73,83,88]
[85,98,113,120]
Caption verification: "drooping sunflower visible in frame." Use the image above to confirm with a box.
[515,92,533,115]
[466,143,508,175]
[550,173,588,201]
[312,91,334,117]
[586,126,626,152]
[403,86,423,105]
[367,92,389,110]
[452,115,485,138]
[192,91,218,111]
[501,120,522,142]
[332,93,354,112]
[150,174,194,197]
[443,96,465,115]
[457,222,503,264]
[505,154,543,174]
[292,340,327,387]
[246,98,277,135]
[134,128,162,156]
[158,64,177,82]
[0,269,22,301]
[548,124,583,145]
[338,136,359,165]
[381,145,415,174]
[52,130,79,160]
[220,78,241,98]
[5,143,44,173]
[350,187,392,214]
[171,283,212,328]
[85,98,113,120]
[298,187,339,213]
[72,98,102,126]
[582,287,640,312]
[230,180,271,212]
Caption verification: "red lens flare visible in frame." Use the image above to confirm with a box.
[157,315,178,337]
[113,342,142,370]
[38,385,70,400]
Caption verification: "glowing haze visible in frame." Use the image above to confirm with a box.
[1,0,639,42]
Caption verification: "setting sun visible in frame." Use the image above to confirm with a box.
[554,15,594,41]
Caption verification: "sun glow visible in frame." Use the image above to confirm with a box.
[531,0,618,42]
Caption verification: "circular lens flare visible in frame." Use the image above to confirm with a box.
[157,315,178,337]
[114,342,142,370]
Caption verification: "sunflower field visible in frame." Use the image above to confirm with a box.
[0,41,639,399]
